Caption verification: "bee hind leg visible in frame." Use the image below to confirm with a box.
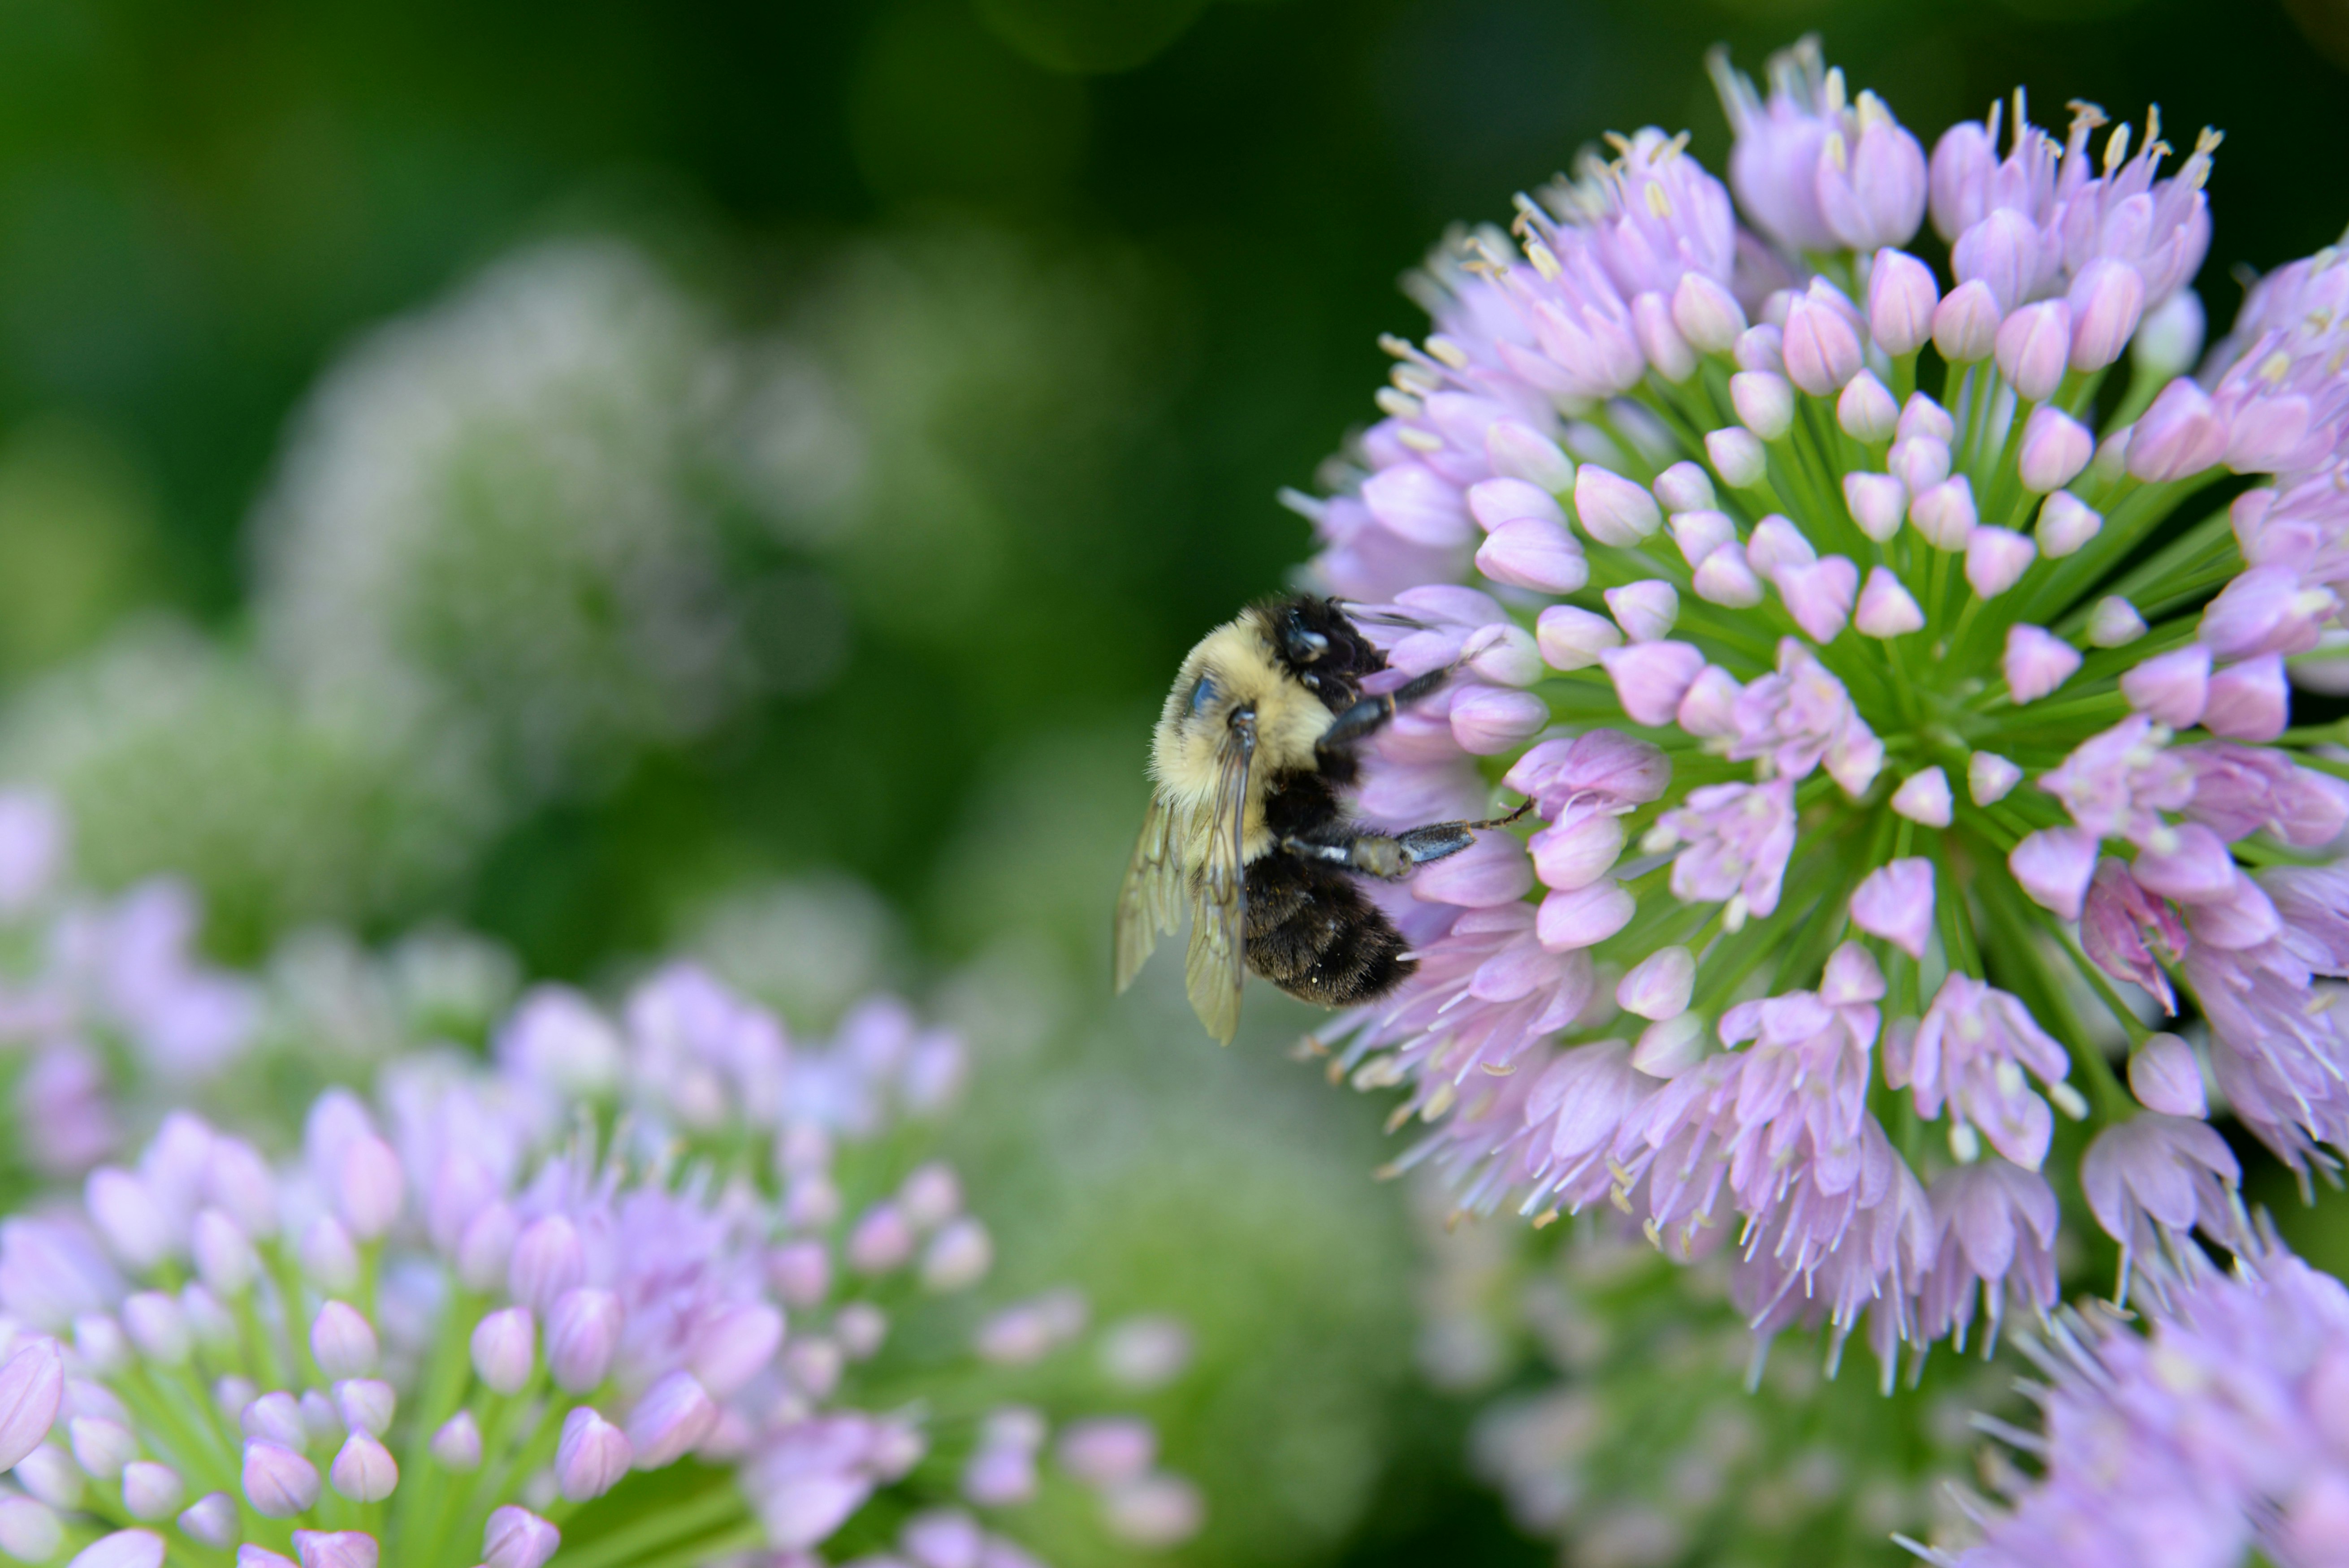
[1389,799,1535,870]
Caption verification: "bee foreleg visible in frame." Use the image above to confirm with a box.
[1315,667,1451,754]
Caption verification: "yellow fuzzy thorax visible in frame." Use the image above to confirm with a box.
[1148,608,1335,862]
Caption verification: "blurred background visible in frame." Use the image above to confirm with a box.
[0,0,2345,1562]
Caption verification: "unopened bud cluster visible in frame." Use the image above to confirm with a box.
[0,963,1198,1568]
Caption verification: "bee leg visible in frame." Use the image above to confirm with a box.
[1315,667,1451,756]
[1389,799,1535,868]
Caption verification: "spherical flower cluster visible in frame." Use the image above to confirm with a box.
[1911,1247,2349,1568]
[1300,37,2349,1376]
[0,965,1198,1568]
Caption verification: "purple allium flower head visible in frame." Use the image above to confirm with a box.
[1255,39,2349,1411]
[1946,1247,2349,1568]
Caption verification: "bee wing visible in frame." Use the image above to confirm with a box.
[1113,793,1184,995]
[1183,724,1255,1044]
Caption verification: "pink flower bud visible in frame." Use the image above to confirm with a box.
[1476,518,1587,593]
[1704,427,1768,489]
[1735,322,1784,374]
[2003,624,2082,704]
[1968,752,2023,805]
[2133,823,2236,904]
[547,1289,621,1394]
[331,1137,403,1244]
[2067,258,2146,371]
[1632,290,1696,381]
[121,1460,182,1521]
[2121,645,2210,728]
[1676,666,1743,737]
[2017,406,2093,493]
[1460,623,1542,686]
[0,1339,63,1474]
[1574,464,1662,545]
[1653,461,1714,514]
[2201,566,2340,659]
[430,1412,481,1472]
[1536,605,1622,670]
[1856,566,1925,638]
[1891,767,1953,827]
[1484,420,1578,492]
[329,1434,397,1503]
[310,1302,376,1380]
[85,1170,170,1272]
[1669,507,1735,566]
[1058,1418,1157,1486]
[1781,294,1863,395]
[1616,946,1695,1020]
[1466,477,1566,532]
[2011,827,2100,920]
[297,1217,359,1295]
[1744,514,1815,579]
[964,1443,1039,1507]
[1597,641,1705,726]
[1843,472,1908,542]
[469,1307,534,1395]
[1103,1475,1205,1548]
[1730,371,1795,438]
[0,1499,61,1564]
[2036,490,2101,557]
[1776,556,1859,643]
[921,1217,994,1292]
[291,1531,377,1568]
[483,1506,560,1568]
[1530,810,1626,893]
[1867,248,1939,355]
[71,1416,136,1481]
[240,1392,305,1450]
[506,1217,584,1314]
[2085,596,2146,649]
[177,1494,236,1549]
[70,1531,164,1568]
[2127,378,2228,482]
[242,1442,320,1517]
[1360,461,1471,548]
[1485,420,1575,492]
[1889,434,1950,496]
[625,1370,718,1470]
[2128,1034,2206,1118]
[1851,857,1934,959]
[555,1408,630,1501]
[1898,393,1955,443]
[767,1239,830,1307]
[1691,542,1765,607]
[689,1303,784,1399]
[1909,475,1977,550]
[1604,581,1678,643]
[1536,880,1635,952]
[1993,299,2072,402]
[2135,289,2206,380]
[2203,654,2286,741]
[847,1202,914,1274]
[1836,370,1898,441]
[1965,526,2036,599]
[1671,271,1746,354]
[1629,1013,1705,1078]
[1931,279,2001,362]
[1449,687,1548,754]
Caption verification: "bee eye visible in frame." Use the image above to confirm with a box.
[1189,674,1217,716]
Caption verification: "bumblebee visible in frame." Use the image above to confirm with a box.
[1114,593,1525,1041]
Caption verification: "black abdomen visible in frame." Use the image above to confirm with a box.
[1243,851,1414,1007]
